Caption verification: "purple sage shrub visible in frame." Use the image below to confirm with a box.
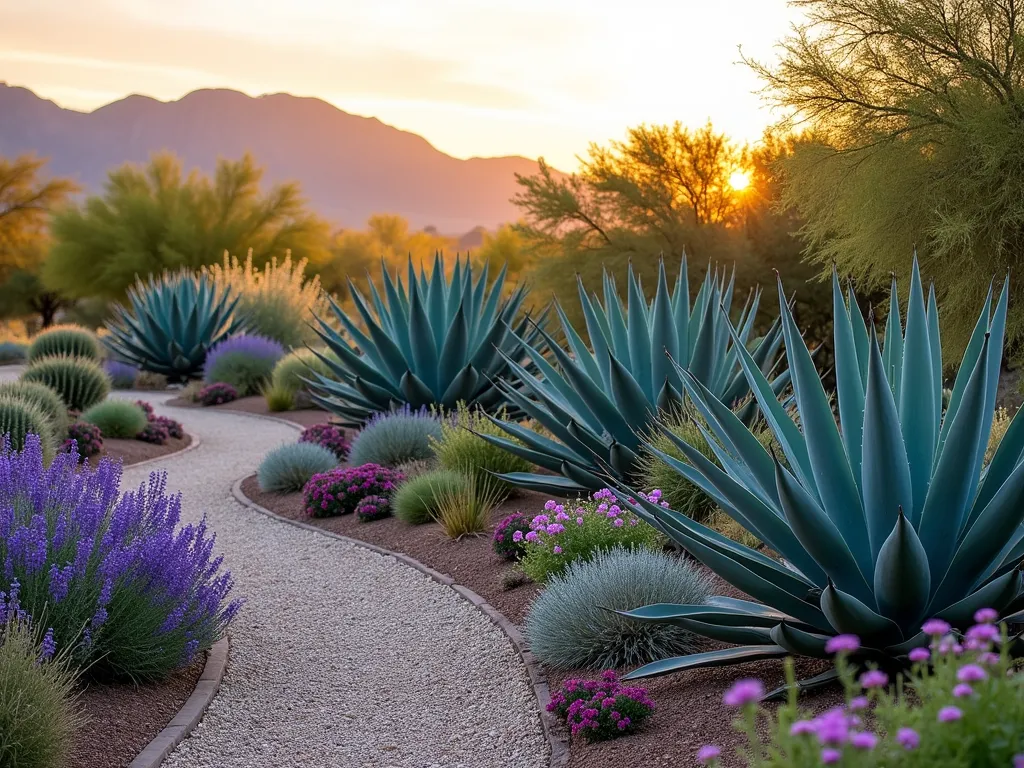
[493,512,532,561]
[203,335,284,396]
[298,423,349,460]
[303,464,404,518]
[549,670,655,741]
[104,360,139,389]
[198,383,238,406]
[355,494,391,522]
[64,421,103,460]
[0,434,241,682]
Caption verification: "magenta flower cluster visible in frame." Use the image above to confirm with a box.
[355,494,391,522]
[298,423,350,461]
[198,382,238,406]
[134,400,184,445]
[0,434,241,680]
[64,421,103,460]
[523,488,661,547]
[548,670,655,741]
[492,512,532,560]
[303,463,404,518]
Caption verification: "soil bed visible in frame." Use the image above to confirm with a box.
[241,476,842,768]
[166,394,329,428]
[68,657,204,768]
[90,434,192,468]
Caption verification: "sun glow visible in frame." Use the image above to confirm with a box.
[729,170,751,191]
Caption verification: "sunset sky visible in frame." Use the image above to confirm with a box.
[0,0,803,170]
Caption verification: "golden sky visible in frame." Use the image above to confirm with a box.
[0,0,803,170]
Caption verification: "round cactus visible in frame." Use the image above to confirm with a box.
[22,355,111,413]
[0,380,69,431]
[0,395,56,459]
[27,324,103,363]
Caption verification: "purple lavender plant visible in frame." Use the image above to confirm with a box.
[104,360,139,389]
[303,464,404,518]
[203,335,285,380]
[0,434,241,681]
[298,423,350,460]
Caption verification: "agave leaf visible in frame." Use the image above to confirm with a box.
[626,264,654,398]
[668,619,774,646]
[650,259,680,395]
[440,365,479,407]
[769,621,833,658]
[494,471,589,496]
[933,568,1022,626]
[848,282,870,386]
[608,355,656,432]
[622,646,788,680]
[820,582,904,645]
[614,603,809,630]
[688,289,717,386]
[399,370,435,408]
[764,669,841,701]
[885,632,930,656]
[938,283,993,458]
[832,269,866,487]
[873,510,931,627]
[971,402,1024,520]
[926,284,943,427]
[883,274,904,399]
[673,253,691,361]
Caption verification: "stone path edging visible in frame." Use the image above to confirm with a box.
[231,475,570,768]
[124,433,203,471]
[127,637,230,768]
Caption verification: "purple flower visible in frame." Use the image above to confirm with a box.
[820,748,842,765]
[952,683,973,698]
[957,664,987,682]
[696,745,720,764]
[938,706,962,722]
[922,618,951,636]
[974,607,998,624]
[790,720,816,736]
[859,670,889,689]
[525,531,539,543]
[1013,755,1024,768]
[298,424,350,460]
[896,728,919,750]
[612,518,624,528]
[908,647,930,663]
[965,623,999,645]
[203,334,284,381]
[847,696,868,711]
[979,651,1001,665]
[39,627,56,661]
[850,732,877,750]
[553,546,563,554]
[825,634,860,654]
[723,679,763,707]
[512,531,523,542]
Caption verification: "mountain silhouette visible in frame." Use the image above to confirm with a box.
[0,83,556,232]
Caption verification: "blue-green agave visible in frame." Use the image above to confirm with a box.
[615,258,1024,693]
[480,256,789,495]
[104,271,246,380]
[307,254,547,426]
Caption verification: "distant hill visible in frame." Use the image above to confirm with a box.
[0,83,557,233]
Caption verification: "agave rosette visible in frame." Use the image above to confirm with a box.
[481,256,790,495]
[615,258,1024,692]
[307,254,546,426]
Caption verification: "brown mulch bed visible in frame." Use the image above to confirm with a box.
[165,394,330,428]
[90,434,193,468]
[68,659,204,768]
[241,477,844,768]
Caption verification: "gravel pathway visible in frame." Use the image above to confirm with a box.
[108,394,548,768]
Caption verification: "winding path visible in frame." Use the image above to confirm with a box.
[108,391,550,768]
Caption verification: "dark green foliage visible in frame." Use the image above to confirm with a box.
[307,254,547,425]
[0,380,68,431]
[392,469,469,525]
[103,271,247,380]
[27,324,102,362]
[431,403,530,500]
[22,355,110,412]
[0,395,55,458]
[81,400,148,439]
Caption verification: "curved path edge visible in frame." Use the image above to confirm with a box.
[231,475,570,768]
[127,637,230,768]
[124,433,203,471]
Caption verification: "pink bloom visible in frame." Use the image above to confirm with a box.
[851,732,877,750]
[952,683,973,698]
[957,664,987,682]
[979,652,1001,665]
[696,745,720,764]
[544,500,556,511]
[820,748,841,765]
[723,679,763,707]
[553,546,563,554]
[896,728,919,750]
[922,618,951,636]
[512,531,523,542]
[908,647,930,663]
[825,634,860,654]
[974,607,998,624]
[790,720,816,735]
[859,670,888,689]
[966,623,999,645]
[938,706,962,722]
[576,517,584,525]
[847,696,868,711]
[613,518,624,528]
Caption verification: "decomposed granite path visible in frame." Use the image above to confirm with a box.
[109,392,549,768]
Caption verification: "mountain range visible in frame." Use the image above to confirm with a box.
[0,83,556,233]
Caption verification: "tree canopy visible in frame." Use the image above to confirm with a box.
[44,152,332,301]
[748,0,1024,358]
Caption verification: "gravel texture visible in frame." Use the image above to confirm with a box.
[120,394,548,768]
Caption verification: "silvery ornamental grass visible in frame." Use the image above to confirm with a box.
[0,434,241,682]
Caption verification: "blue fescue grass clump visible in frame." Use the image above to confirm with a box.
[347,407,443,468]
[0,434,241,682]
[203,335,285,396]
[0,341,26,365]
[257,442,338,493]
[525,547,713,670]
[104,360,139,389]
[81,400,148,438]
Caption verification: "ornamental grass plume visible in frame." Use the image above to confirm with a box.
[0,434,241,682]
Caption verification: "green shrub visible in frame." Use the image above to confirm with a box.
[0,395,56,459]
[526,547,713,670]
[204,251,332,348]
[81,400,148,439]
[430,403,531,499]
[203,335,284,397]
[134,371,169,391]
[639,413,718,523]
[707,509,762,550]
[0,381,68,431]
[347,409,443,468]
[263,381,295,412]
[432,475,501,539]
[393,469,469,525]
[0,341,26,364]
[22,355,110,412]
[519,488,663,583]
[27,324,102,363]
[257,442,338,493]
[0,620,82,768]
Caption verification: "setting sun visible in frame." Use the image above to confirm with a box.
[729,170,751,191]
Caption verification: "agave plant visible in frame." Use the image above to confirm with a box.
[307,254,546,426]
[104,271,246,380]
[615,258,1024,693]
[479,256,789,495]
